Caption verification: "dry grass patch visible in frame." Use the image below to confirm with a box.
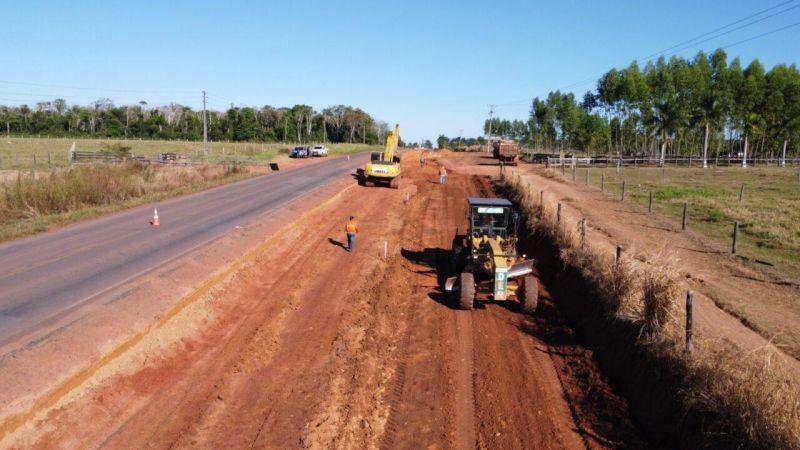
[499,172,800,449]
[0,162,250,241]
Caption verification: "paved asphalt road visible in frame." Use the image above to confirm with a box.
[0,154,367,347]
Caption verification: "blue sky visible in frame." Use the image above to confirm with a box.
[1,0,799,143]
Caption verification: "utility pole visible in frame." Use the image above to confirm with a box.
[202,91,208,157]
[486,105,496,153]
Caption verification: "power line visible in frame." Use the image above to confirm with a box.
[639,0,796,60]
[493,0,799,108]
[658,4,800,60]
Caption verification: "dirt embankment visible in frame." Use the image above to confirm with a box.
[3,152,649,448]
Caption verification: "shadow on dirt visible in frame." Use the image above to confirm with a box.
[328,238,349,252]
[400,247,464,310]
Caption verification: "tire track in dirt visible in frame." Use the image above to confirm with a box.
[11,153,651,449]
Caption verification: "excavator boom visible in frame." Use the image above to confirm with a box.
[383,124,399,161]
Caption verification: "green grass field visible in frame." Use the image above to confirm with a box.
[573,165,800,277]
[0,137,380,169]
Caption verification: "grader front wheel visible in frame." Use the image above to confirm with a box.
[520,275,538,314]
[459,272,475,310]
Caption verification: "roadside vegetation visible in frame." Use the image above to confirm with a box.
[569,165,800,277]
[500,172,800,449]
[482,48,800,161]
[0,138,380,169]
[0,162,250,242]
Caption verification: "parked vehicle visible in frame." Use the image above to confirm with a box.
[491,140,520,165]
[310,145,329,157]
[290,146,310,158]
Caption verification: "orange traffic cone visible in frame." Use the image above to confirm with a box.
[151,208,160,227]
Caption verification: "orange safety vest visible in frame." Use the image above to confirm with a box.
[439,166,447,176]
[345,220,358,233]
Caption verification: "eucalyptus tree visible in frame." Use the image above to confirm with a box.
[763,64,800,165]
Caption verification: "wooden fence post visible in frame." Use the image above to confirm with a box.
[615,244,622,265]
[580,218,587,250]
[572,163,576,181]
[557,203,562,223]
[685,290,694,354]
[648,191,653,212]
[732,221,739,254]
[48,152,52,168]
[739,183,745,203]
[601,172,605,192]
[682,202,688,230]
[620,180,626,202]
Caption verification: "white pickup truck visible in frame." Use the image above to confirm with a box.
[310,145,329,157]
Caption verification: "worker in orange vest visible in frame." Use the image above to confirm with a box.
[439,165,447,185]
[344,216,358,252]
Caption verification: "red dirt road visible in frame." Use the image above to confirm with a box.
[3,154,645,449]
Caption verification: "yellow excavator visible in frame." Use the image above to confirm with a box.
[358,124,401,189]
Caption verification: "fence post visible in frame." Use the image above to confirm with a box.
[682,202,688,230]
[648,191,653,212]
[685,290,694,354]
[561,159,565,175]
[739,183,745,203]
[732,221,739,254]
[48,152,52,168]
[616,157,621,173]
[557,203,562,223]
[615,244,622,265]
[601,172,605,192]
[585,167,589,185]
[572,162,576,181]
[580,218,587,250]
[620,180,626,202]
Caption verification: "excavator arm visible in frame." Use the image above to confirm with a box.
[383,124,399,162]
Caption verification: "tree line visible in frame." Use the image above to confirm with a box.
[486,49,800,160]
[0,100,391,145]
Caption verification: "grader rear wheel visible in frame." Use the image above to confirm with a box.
[520,275,538,314]
[459,272,475,310]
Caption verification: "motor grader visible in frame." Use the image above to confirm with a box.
[445,197,538,313]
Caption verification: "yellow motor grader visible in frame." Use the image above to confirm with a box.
[445,197,538,313]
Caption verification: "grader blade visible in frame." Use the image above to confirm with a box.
[507,260,534,279]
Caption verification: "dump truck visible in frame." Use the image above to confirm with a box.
[358,124,401,189]
[491,140,520,165]
[445,197,538,313]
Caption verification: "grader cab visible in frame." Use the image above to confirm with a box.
[445,197,538,313]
